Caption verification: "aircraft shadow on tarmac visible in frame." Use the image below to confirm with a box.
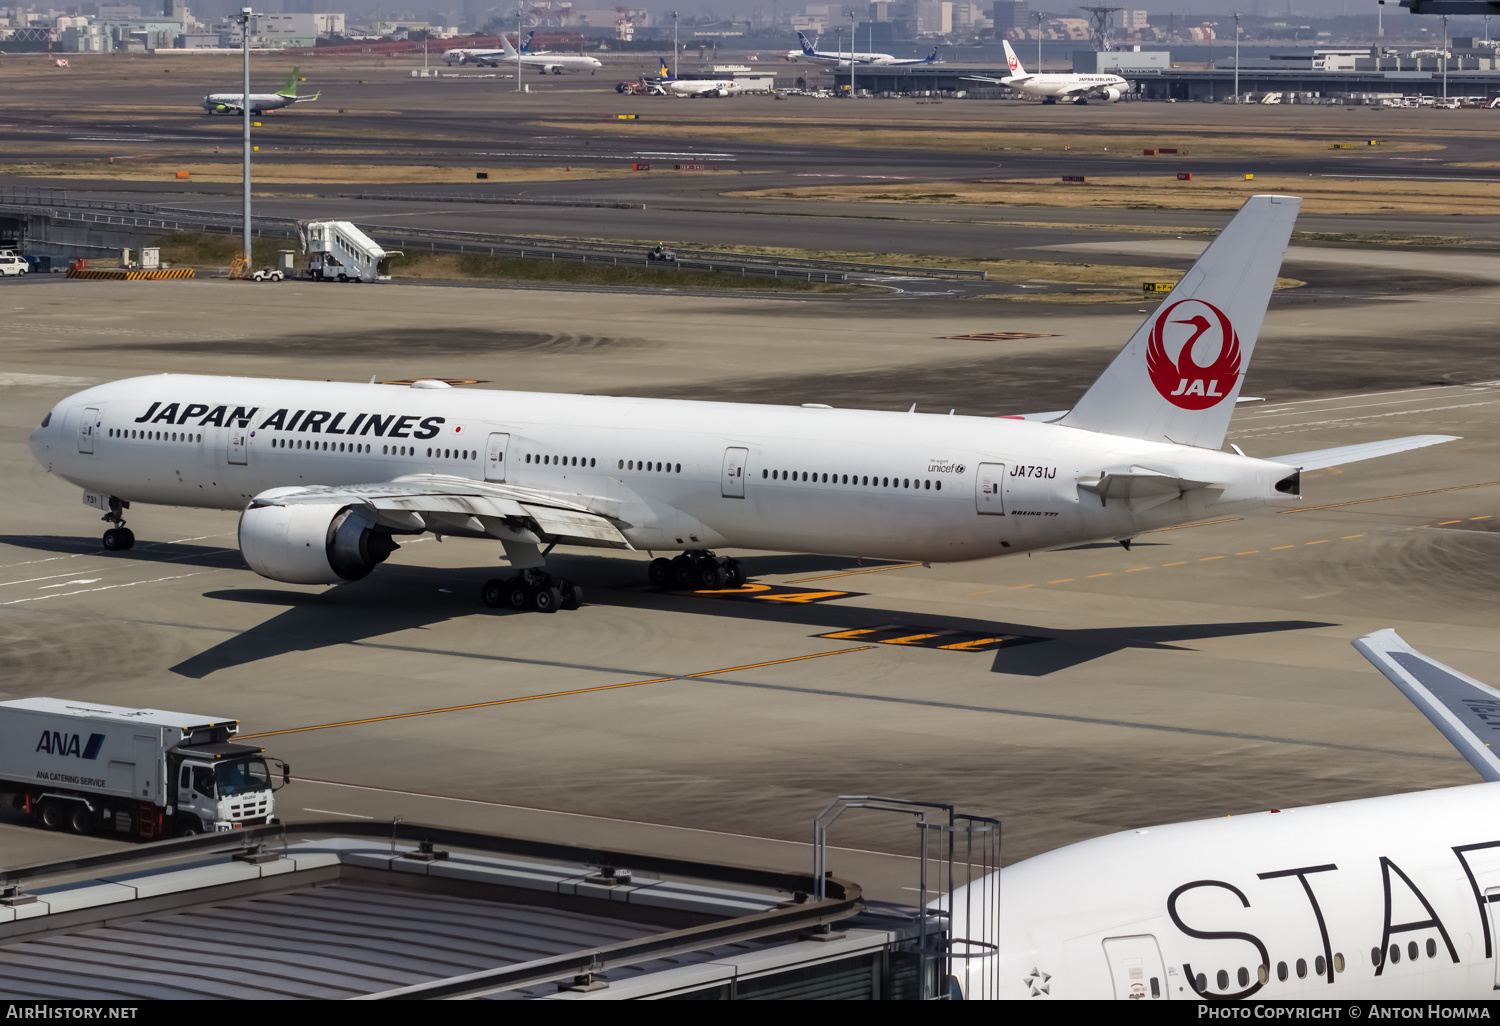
[0,535,244,571]
[169,552,1330,681]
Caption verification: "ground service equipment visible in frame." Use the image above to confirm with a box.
[297,219,394,283]
[0,698,287,841]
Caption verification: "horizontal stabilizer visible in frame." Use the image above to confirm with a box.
[1353,629,1500,783]
[1078,468,1213,511]
[1269,434,1458,469]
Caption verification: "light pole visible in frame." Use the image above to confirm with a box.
[671,10,679,79]
[1233,12,1240,103]
[237,6,252,267]
[515,3,522,92]
[1378,0,1384,40]
[1443,12,1449,98]
[847,7,856,96]
[1035,10,1043,69]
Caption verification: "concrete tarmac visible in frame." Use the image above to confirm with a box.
[0,257,1496,901]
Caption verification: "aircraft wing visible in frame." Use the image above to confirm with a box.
[963,75,1008,85]
[249,475,633,548]
[1268,434,1458,469]
[1353,629,1500,782]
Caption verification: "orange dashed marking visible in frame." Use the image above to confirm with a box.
[1125,567,1151,572]
[1306,540,1329,545]
[1341,534,1365,540]
[1474,516,1493,521]
[1163,561,1188,566]
[1199,556,1225,561]
[1236,551,1260,555]
[1440,520,1462,525]
[1271,545,1296,550]
[1010,584,1034,590]
[1087,572,1113,578]
[1048,578,1075,584]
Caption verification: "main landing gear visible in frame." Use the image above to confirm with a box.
[100,497,135,552]
[647,551,744,590]
[481,568,584,614]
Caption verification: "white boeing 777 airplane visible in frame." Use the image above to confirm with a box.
[966,40,1130,104]
[946,630,1500,1000]
[27,196,1453,613]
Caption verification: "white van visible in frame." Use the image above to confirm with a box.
[0,254,29,277]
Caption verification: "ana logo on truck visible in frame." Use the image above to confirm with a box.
[36,731,105,759]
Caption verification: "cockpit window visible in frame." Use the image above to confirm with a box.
[39,412,51,428]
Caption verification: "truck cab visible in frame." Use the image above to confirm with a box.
[169,743,279,835]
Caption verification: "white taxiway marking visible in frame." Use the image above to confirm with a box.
[38,579,100,589]
[2,571,213,605]
[301,808,376,820]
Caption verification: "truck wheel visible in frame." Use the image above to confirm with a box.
[176,818,202,837]
[67,806,91,834]
[38,802,63,830]
[337,273,348,283]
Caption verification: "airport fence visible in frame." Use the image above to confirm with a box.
[0,190,987,284]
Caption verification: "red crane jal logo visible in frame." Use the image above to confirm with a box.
[1145,299,1242,410]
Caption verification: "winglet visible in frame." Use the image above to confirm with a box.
[1353,629,1500,783]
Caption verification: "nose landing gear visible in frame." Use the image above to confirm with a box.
[481,568,584,613]
[100,497,135,551]
[648,551,743,590]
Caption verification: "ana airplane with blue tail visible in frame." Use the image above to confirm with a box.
[791,30,939,66]
[27,195,1453,614]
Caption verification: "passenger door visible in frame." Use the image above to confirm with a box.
[78,407,99,454]
[975,462,1006,515]
[227,426,248,465]
[485,432,510,483]
[1102,935,1168,1000]
[721,447,748,498]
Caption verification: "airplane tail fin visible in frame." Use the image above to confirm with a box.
[521,29,535,54]
[1057,194,1300,450]
[798,31,818,55]
[659,58,673,79]
[1002,39,1026,76]
[276,66,299,97]
[924,47,939,63]
[500,33,518,56]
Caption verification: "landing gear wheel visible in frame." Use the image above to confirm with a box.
[695,560,727,590]
[102,528,127,551]
[505,577,531,611]
[119,528,135,549]
[532,585,561,613]
[724,560,745,588]
[559,580,583,610]
[38,802,63,831]
[648,557,674,587]
[67,806,91,835]
[481,578,506,608]
[673,557,696,588]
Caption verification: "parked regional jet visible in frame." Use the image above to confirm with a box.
[28,195,1454,614]
[965,40,1129,103]
[201,67,319,115]
[793,30,939,66]
[646,60,739,97]
[943,630,1500,999]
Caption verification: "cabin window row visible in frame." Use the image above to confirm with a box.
[272,438,373,453]
[616,459,680,473]
[529,454,596,468]
[1199,952,1345,993]
[109,428,202,443]
[425,448,477,460]
[762,469,942,492]
[1373,939,1439,967]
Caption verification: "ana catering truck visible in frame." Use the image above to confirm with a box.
[0,698,288,841]
[297,219,395,283]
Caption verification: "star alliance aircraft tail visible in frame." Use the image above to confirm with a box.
[1058,194,1300,451]
[798,31,819,56]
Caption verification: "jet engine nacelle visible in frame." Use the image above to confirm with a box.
[1100,87,1122,102]
[238,501,399,585]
